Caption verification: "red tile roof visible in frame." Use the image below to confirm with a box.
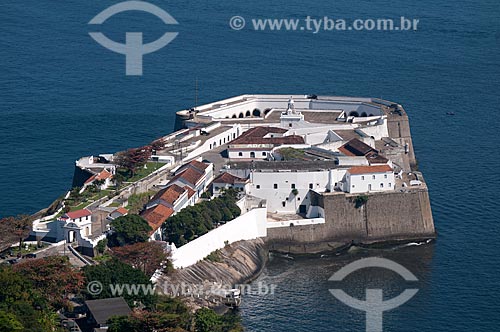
[184,186,196,198]
[229,127,304,145]
[63,209,92,220]
[213,172,248,185]
[347,165,393,175]
[188,160,210,170]
[114,207,128,215]
[84,169,113,184]
[152,184,186,205]
[170,167,204,187]
[339,138,374,156]
[141,204,174,233]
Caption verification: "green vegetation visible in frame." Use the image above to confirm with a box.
[126,191,152,214]
[95,238,108,254]
[200,191,212,199]
[117,162,162,183]
[278,147,305,161]
[205,250,222,263]
[354,195,369,208]
[107,296,242,332]
[162,190,241,247]
[291,188,299,196]
[83,258,156,308]
[107,215,152,247]
[195,308,243,332]
[65,186,112,211]
[0,256,84,331]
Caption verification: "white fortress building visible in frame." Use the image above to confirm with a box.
[169,94,416,214]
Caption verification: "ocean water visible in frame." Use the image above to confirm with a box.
[1,0,499,330]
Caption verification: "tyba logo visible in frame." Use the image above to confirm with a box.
[89,1,178,76]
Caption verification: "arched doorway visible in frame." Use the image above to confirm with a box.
[252,109,261,117]
[68,230,76,243]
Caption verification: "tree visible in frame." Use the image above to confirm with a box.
[195,308,221,332]
[0,214,33,253]
[0,311,23,332]
[108,215,152,247]
[115,147,152,177]
[111,242,168,277]
[150,138,166,152]
[13,256,84,309]
[96,238,108,255]
[83,258,156,308]
[0,267,60,332]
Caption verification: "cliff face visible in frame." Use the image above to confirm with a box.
[266,189,436,254]
[156,239,267,303]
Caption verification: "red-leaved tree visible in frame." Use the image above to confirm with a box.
[111,241,168,277]
[13,256,85,309]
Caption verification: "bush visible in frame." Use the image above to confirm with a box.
[354,195,369,208]
[162,191,240,247]
[107,215,152,247]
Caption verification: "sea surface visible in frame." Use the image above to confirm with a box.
[1,0,499,331]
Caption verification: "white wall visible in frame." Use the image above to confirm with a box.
[267,217,325,229]
[346,171,395,193]
[228,149,271,160]
[184,125,241,161]
[171,208,267,268]
[248,170,326,213]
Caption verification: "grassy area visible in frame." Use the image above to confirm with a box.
[127,191,153,214]
[108,202,122,208]
[119,162,163,183]
[67,190,112,211]
[9,243,48,255]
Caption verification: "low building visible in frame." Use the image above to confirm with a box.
[107,207,128,221]
[147,184,189,211]
[212,172,249,197]
[239,160,346,213]
[85,297,131,330]
[339,138,390,166]
[344,165,395,193]
[82,169,114,192]
[59,209,93,241]
[227,126,306,160]
[168,160,213,198]
[141,204,174,240]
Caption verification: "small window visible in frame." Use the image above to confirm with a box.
[372,175,376,180]
[238,152,243,157]
[388,183,392,187]
[282,201,286,207]
[352,185,355,188]
[250,152,255,158]
[274,184,278,189]
[384,174,388,179]
[309,183,313,189]
[256,185,260,189]
[291,184,296,189]
[289,123,292,127]
[380,183,384,188]
[361,176,365,180]
[262,152,266,156]
[297,197,301,201]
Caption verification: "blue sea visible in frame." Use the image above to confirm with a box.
[1,0,499,331]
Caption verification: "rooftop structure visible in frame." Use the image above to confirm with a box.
[85,297,131,328]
